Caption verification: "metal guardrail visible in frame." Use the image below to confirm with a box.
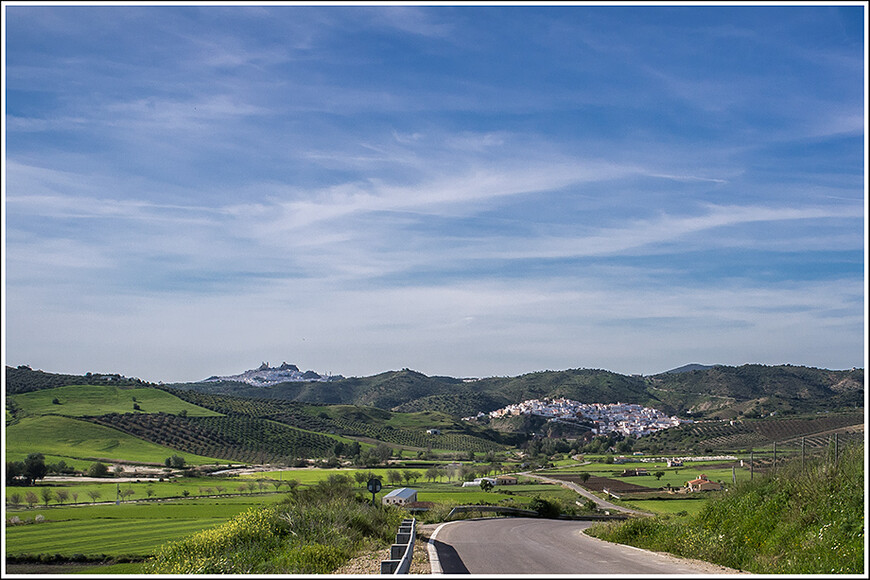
[380,518,416,574]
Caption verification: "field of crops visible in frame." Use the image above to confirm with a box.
[641,412,865,452]
[86,412,343,464]
[166,389,504,453]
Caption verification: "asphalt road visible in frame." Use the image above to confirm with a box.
[427,518,734,575]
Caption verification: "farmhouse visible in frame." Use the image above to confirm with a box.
[686,474,722,492]
[620,468,649,477]
[382,488,418,506]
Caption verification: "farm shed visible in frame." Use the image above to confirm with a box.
[382,487,418,506]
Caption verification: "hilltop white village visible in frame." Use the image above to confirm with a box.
[464,398,690,438]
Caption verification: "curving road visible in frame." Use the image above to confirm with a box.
[427,518,737,575]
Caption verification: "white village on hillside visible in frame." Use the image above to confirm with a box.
[464,398,689,438]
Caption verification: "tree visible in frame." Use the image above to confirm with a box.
[120,488,135,502]
[479,479,494,492]
[87,489,102,503]
[353,471,369,487]
[402,470,415,485]
[387,469,402,485]
[374,443,392,464]
[654,471,665,481]
[40,487,54,507]
[578,472,591,484]
[425,465,439,483]
[55,489,70,504]
[25,491,38,508]
[87,462,109,478]
[6,461,24,484]
[8,492,22,507]
[146,487,156,499]
[165,455,186,469]
[530,498,561,519]
[24,453,48,485]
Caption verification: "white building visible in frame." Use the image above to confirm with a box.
[382,488,417,506]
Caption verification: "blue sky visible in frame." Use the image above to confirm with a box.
[2,3,866,383]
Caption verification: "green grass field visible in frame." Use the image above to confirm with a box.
[9,384,222,418]
[5,495,287,558]
[5,415,227,466]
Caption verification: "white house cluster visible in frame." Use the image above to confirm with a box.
[465,398,688,438]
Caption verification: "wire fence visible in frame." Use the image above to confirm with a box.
[744,430,864,478]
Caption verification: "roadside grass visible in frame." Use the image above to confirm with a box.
[586,444,864,574]
[5,415,226,465]
[9,385,221,418]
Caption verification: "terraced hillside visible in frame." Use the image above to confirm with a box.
[163,388,509,452]
[634,412,865,453]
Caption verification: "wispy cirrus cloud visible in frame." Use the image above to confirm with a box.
[3,5,864,381]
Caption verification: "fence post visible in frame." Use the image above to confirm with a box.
[801,437,807,471]
[750,450,753,480]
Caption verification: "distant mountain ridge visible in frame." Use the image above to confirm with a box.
[201,362,343,386]
[171,363,863,421]
[663,363,718,374]
[6,363,864,421]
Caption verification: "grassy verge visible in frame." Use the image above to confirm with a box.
[144,475,405,574]
[586,444,864,574]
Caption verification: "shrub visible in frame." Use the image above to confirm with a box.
[87,462,109,478]
[146,477,404,574]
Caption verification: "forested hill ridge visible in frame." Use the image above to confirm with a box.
[6,363,863,421]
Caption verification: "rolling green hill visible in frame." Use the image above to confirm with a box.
[5,415,225,465]
[10,384,221,420]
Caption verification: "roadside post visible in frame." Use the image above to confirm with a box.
[367,477,382,507]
